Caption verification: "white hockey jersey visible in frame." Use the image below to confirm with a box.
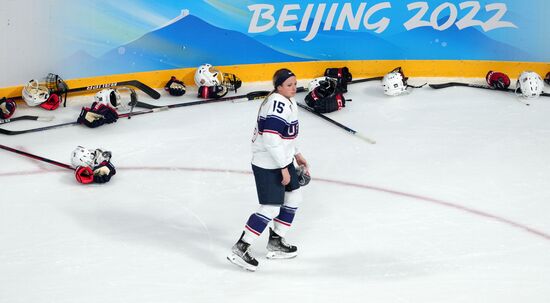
[251,92,299,169]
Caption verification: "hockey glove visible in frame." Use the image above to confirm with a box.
[305,82,346,113]
[93,161,116,184]
[314,93,345,113]
[0,97,16,119]
[164,76,186,96]
[486,71,511,90]
[545,72,550,85]
[78,102,118,128]
[198,85,228,99]
[324,67,352,93]
[75,166,94,184]
[39,93,61,110]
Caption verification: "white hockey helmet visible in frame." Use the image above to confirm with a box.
[194,64,222,87]
[382,69,407,96]
[94,88,122,107]
[22,80,50,106]
[71,146,95,168]
[308,77,331,92]
[516,71,543,99]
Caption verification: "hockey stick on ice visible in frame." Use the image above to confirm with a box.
[59,80,161,107]
[349,76,383,84]
[0,120,80,135]
[0,91,267,135]
[296,102,376,144]
[0,143,73,170]
[287,77,379,144]
[63,80,161,99]
[0,106,169,135]
[295,76,383,94]
[134,90,272,110]
[132,76,384,110]
[5,80,161,106]
[0,106,171,135]
[119,106,169,118]
[0,90,156,135]
[0,77,381,135]
[429,82,550,97]
[0,115,54,125]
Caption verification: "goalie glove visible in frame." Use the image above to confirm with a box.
[77,102,118,128]
[0,97,16,119]
[198,85,228,99]
[75,166,94,184]
[486,71,511,90]
[93,161,116,184]
[164,76,186,96]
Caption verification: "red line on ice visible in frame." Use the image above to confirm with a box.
[1,166,548,241]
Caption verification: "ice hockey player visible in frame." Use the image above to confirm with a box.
[305,77,346,113]
[486,71,511,90]
[227,68,311,272]
[71,146,116,184]
[0,97,16,119]
[164,76,186,96]
[77,89,120,128]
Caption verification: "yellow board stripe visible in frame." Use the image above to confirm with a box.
[1,60,548,98]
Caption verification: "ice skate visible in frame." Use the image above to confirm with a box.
[266,228,298,259]
[227,234,259,272]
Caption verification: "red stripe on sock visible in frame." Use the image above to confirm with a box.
[274,218,291,227]
[245,225,260,235]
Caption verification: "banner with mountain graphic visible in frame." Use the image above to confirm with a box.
[2,0,548,83]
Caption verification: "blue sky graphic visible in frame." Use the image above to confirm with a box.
[56,0,549,64]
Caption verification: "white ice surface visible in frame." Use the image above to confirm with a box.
[1,78,549,303]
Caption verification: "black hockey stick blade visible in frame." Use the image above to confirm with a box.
[429,82,466,89]
[297,102,376,144]
[125,80,161,99]
[0,115,54,125]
